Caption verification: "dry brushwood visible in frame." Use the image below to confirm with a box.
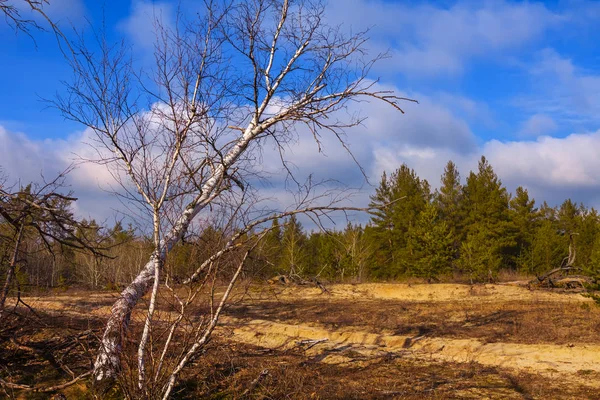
[0,372,92,394]
[530,233,593,289]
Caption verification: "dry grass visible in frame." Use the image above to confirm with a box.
[176,341,597,399]
[2,283,600,399]
[227,297,600,345]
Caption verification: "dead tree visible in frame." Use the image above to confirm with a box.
[532,233,592,288]
[0,169,106,318]
[53,0,413,395]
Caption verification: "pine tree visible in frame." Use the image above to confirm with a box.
[521,219,566,275]
[557,199,581,235]
[585,230,600,278]
[259,217,283,276]
[578,208,599,267]
[554,200,597,270]
[539,201,556,220]
[305,231,338,279]
[280,215,308,277]
[435,160,463,235]
[462,156,511,234]
[406,202,454,282]
[457,227,503,283]
[368,164,431,278]
[458,156,514,279]
[510,186,538,270]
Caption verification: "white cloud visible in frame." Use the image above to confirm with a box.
[326,0,562,77]
[256,84,478,194]
[519,114,558,137]
[366,129,600,209]
[517,48,600,126]
[118,0,175,50]
[0,125,121,222]
[484,132,600,189]
[6,80,600,228]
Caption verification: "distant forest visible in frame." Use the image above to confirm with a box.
[3,155,600,289]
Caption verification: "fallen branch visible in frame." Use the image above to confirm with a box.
[311,277,330,295]
[0,371,91,393]
[536,266,582,284]
[240,369,269,398]
[531,233,585,288]
[296,338,328,350]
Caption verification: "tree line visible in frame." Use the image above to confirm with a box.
[4,155,600,289]
[256,156,600,283]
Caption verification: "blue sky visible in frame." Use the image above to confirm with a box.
[2,0,600,223]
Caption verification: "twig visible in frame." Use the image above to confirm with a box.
[240,369,269,398]
[297,338,328,350]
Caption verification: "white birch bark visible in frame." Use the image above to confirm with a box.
[61,0,412,390]
[93,123,263,383]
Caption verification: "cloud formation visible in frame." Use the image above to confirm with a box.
[518,48,600,127]
[118,0,175,50]
[3,0,600,228]
[327,0,562,77]
[0,125,123,223]
[519,114,558,137]
[3,92,600,226]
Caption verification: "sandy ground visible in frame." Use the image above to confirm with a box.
[20,283,600,392]
[227,317,600,378]
[266,282,594,303]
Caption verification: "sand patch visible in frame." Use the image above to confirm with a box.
[271,283,592,303]
[226,317,600,386]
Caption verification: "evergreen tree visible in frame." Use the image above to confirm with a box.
[557,199,581,235]
[461,156,511,235]
[406,202,454,282]
[457,227,503,283]
[510,186,538,270]
[577,208,599,267]
[435,160,463,235]
[521,219,566,275]
[280,215,308,277]
[258,217,283,276]
[368,164,431,278]
[305,231,345,280]
[585,231,600,278]
[458,156,514,278]
[554,200,597,269]
[539,201,557,220]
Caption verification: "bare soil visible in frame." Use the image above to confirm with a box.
[2,283,600,399]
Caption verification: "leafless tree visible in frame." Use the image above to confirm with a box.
[1,0,64,40]
[53,0,413,396]
[0,168,105,318]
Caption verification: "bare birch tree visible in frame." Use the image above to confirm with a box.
[54,0,413,395]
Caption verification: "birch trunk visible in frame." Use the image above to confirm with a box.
[79,0,409,389]
[93,126,259,386]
